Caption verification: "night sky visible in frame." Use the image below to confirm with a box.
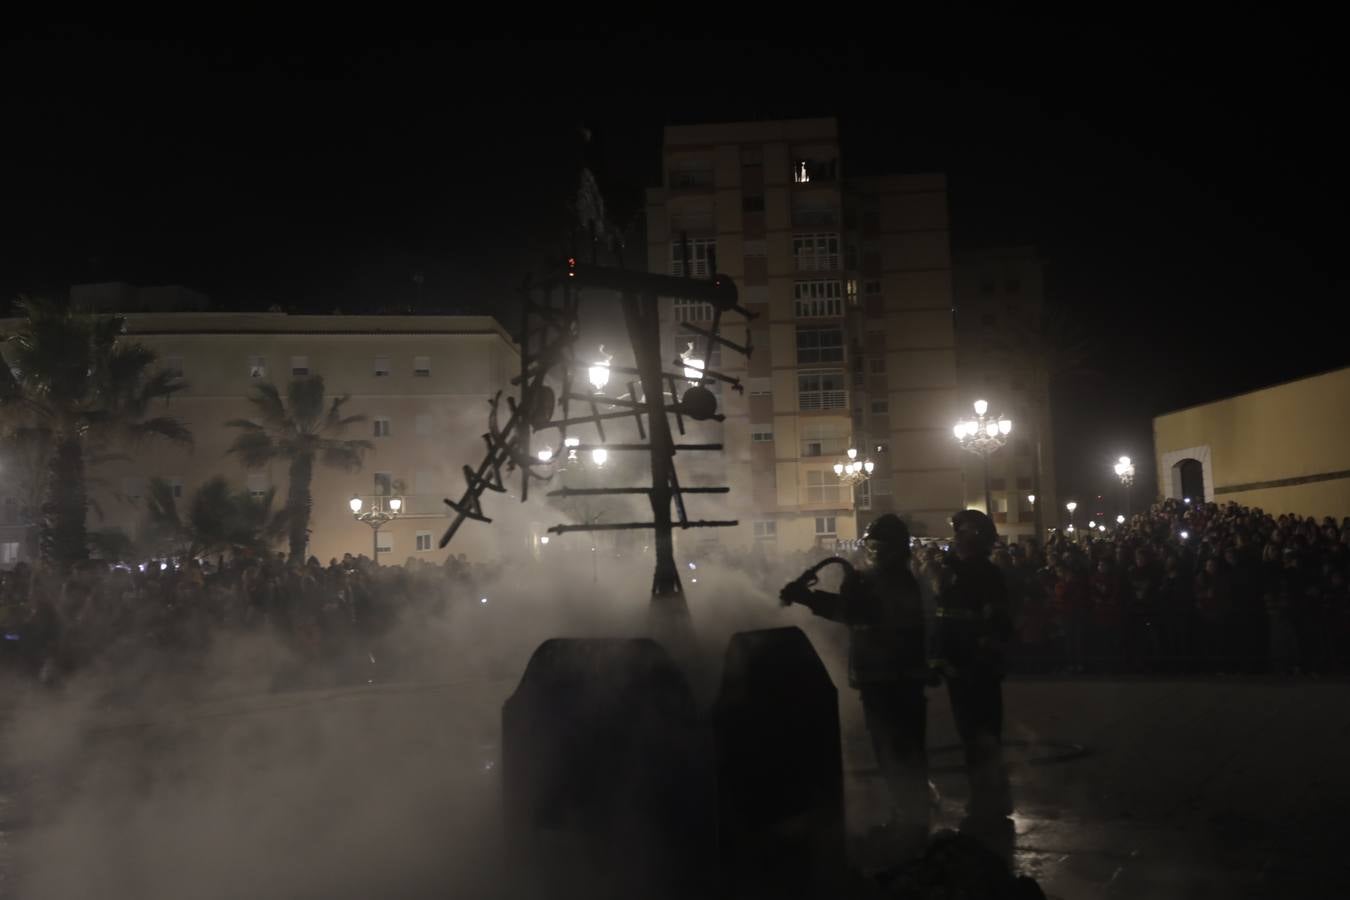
[3,26,1343,509]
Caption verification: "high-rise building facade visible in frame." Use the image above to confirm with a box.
[646,118,963,552]
[952,248,1057,540]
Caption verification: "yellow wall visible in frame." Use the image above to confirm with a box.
[1153,366,1350,519]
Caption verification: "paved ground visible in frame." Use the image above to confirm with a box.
[4,665,1349,898]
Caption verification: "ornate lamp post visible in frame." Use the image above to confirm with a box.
[832,445,875,487]
[954,398,1012,515]
[350,494,402,560]
[1065,500,1077,532]
[1114,455,1136,518]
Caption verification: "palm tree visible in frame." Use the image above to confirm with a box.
[144,475,286,559]
[0,297,191,571]
[226,375,371,561]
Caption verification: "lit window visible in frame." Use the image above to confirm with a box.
[993,496,1009,514]
[796,326,844,365]
[414,356,431,377]
[375,532,393,554]
[416,531,433,552]
[847,279,859,305]
[374,355,391,377]
[248,355,266,379]
[291,356,310,376]
[753,520,777,540]
[373,417,391,438]
[415,414,433,436]
[0,542,20,564]
[814,515,837,536]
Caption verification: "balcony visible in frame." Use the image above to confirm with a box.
[793,252,840,272]
[798,389,848,412]
[668,169,714,191]
[349,494,448,519]
[792,208,839,228]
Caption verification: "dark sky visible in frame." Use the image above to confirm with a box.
[2,25,1343,506]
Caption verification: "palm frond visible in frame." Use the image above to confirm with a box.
[227,428,278,468]
[288,375,327,432]
[127,416,194,446]
[246,382,290,429]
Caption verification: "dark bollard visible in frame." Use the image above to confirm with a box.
[501,638,715,899]
[712,626,847,896]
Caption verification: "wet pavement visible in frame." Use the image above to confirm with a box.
[3,673,1349,898]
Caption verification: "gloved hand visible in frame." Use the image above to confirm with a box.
[780,581,812,607]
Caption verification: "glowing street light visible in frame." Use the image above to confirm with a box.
[1088,520,1096,530]
[537,446,554,463]
[833,444,875,487]
[954,398,1012,515]
[1114,455,1136,517]
[350,493,403,559]
[1066,500,1078,531]
[591,447,608,466]
[1116,514,1126,525]
[588,345,612,392]
[680,342,705,382]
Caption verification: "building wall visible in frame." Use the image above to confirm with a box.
[952,248,1057,541]
[1152,366,1350,520]
[647,118,962,552]
[1,313,520,566]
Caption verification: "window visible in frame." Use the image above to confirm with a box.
[164,356,184,378]
[794,158,837,183]
[167,477,184,499]
[803,440,823,457]
[416,531,434,552]
[291,356,309,376]
[792,233,840,271]
[855,480,871,511]
[246,473,268,498]
[846,279,858,305]
[374,355,391,376]
[1016,476,1033,491]
[1,497,18,525]
[121,476,145,500]
[1,542,20,565]
[744,239,767,257]
[753,520,777,540]
[751,426,774,443]
[797,371,847,411]
[742,194,765,213]
[806,471,840,505]
[993,496,1009,514]
[670,238,716,278]
[814,515,837,536]
[748,377,771,397]
[414,356,431,377]
[869,358,886,374]
[863,280,881,297]
[248,355,266,379]
[673,297,714,323]
[373,417,391,438]
[374,472,393,496]
[870,399,889,415]
[794,280,843,317]
[415,414,433,436]
[796,326,844,365]
[669,161,713,188]
[376,532,393,554]
[873,480,893,496]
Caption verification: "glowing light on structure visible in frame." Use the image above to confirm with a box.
[588,345,612,391]
[591,447,608,466]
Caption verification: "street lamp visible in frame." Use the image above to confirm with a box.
[1114,455,1136,517]
[1116,514,1126,525]
[588,345,612,392]
[680,342,705,383]
[832,445,875,487]
[954,399,1012,515]
[350,494,403,560]
[1066,500,1078,531]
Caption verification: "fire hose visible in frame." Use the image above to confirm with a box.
[779,556,855,606]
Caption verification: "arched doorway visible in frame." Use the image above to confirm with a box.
[1175,458,1205,501]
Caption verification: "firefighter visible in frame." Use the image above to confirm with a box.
[932,509,1015,838]
[780,514,930,843]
